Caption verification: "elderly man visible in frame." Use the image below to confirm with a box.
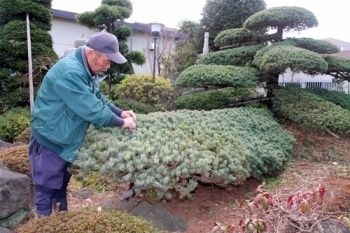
[29,31,136,217]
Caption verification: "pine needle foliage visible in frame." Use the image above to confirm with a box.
[307,87,350,111]
[74,108,295,199]
[175,87,256,110]
[273,86,350,135]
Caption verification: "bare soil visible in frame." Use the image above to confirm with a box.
[10,126,350,233]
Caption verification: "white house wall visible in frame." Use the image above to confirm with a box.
[128,32,177,75]
[279,68,349,92]
[50,17,97,58]
[128,32,153,74]
[279,68,332,82]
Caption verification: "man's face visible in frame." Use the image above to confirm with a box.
[88,50,112,75]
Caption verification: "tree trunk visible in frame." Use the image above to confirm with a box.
[265,73,280,109]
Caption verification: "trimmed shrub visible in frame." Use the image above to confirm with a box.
[0,107,30,142]
[0,145,31,182]
[25,207,163,233]
[112,74,175,111]
[307,87,350,110]
[175,87,256,110]
[273,86,350,135]
[112,98,155,114]
[15,126,31,144]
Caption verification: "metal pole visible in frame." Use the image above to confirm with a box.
[26,12,34,113]
[152,36,157,82]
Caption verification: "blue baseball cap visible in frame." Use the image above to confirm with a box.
[85,31,127,64]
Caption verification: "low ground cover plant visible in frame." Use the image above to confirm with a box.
[74,107,295,199]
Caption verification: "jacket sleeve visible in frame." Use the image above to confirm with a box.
[53,72,123,128]
[93,80,123,117]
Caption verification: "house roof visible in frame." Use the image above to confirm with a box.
[322,37,350,51]
[115,21,187,40]
[332,50,350,59]
[52,9,77,20]
[52,9,187,40]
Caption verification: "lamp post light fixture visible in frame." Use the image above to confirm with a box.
[150,22,162,82]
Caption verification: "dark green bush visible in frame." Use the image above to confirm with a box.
[175,87,256,110]
[0,107,30,142]
[25,207,164,233]
[273,86,350,135]
[307,87,350,110]
[15,126,31,144]
[112,98,155,114]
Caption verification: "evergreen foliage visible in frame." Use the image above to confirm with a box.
[174,20,199,73]
[0,144,31,183]
[214,28,256,48]
[255,45,328,74]
[111,98,156,114]
[184,5,350,105]
[284,37,340,54]
[273,86,350,135]
[175,5,350,108]
[198,44,264,66]
[243,6,318,33]
[195,0,266,52]
[25,207,163,233]
[324,55,350,82]
[0,0,58,110]
[112,74,175,111]
[176,64,259,89]
[0,107,30,142]
[307,87,350,111]
[14,126,31,143]
[74,108,295,199]
[175,87,256,110]
[0,69,28,112]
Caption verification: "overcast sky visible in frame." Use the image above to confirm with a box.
[51,0,350,42]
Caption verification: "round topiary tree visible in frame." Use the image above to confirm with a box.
[177,6,350,109]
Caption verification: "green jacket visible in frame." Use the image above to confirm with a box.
[31,47,123,163]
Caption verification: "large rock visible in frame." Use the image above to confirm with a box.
[0,162,31,221]
[0,227,13,233]
[103,198,188,232]
[0,141,13,150]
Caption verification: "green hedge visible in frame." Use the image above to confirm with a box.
[175,87,256,110]
[0,107,30,142]
[273,86,350,135]
[307,87,350,110]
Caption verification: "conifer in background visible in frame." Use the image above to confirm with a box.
[0,0,58,112]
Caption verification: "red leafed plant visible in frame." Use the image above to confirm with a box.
[211,183,332,233]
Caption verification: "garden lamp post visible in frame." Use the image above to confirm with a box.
[150,22,162,82]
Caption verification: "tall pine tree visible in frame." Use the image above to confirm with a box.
[0,0,58,111]
[196,0,266,52]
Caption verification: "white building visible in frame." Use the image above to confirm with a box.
[278,38,350,92]
[50,9,186,75]
[51,9,97,58]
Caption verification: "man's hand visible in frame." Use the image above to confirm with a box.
[121,110,137,120]
[122,117,136,130]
